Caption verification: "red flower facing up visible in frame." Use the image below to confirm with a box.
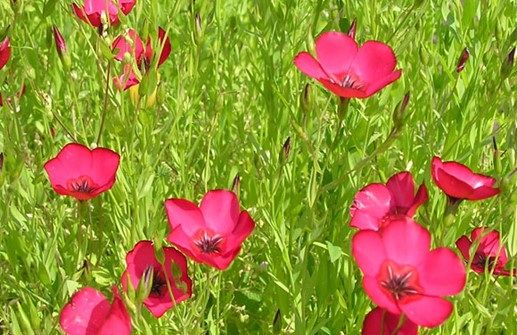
[456,228,514,276]
[112,27,171,90]
[350,172,428,231]
[60,286,131,335]
[294,31,401,99]
[121,240,192,318]
[0,37,10,70]
[352,218,466,328]
[165,190,255,270]
[44,143,120,201]
[431,156,499,201]
[72,0,136,28]
[362,307,418,335]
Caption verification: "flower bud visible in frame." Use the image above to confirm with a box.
[231,173,240,194]
[501,47,515,80]
[53,25,71,69]
[136,265,154,303]
[392,91,410,130]
[195,12,203,42]
[279,137,291,164]
[300,83,311,115]
[456,47,469,73]
[347,18,357,40]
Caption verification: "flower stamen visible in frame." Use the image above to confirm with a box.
[194,232,224,254]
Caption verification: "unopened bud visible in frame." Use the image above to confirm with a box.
[53,25,71,69]
[231,173,240,194]
[347,18,357,40]
[195,13,203,41]
[136,265,154,303]
[456,47,469,73]
[0,152,3,171]
[493,121,502,176]
[300,83,311,115]
[279,137,291,163]
[393,91,410,129]
[501,47,515,79]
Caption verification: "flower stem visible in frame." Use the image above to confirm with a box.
[95,61,112,146]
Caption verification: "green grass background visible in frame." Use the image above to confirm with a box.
[1,0,517,333]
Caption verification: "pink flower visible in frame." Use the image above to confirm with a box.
[112,27,171,90]
[165,190,255,270]
[350,172,428,230]
[362,307,418,335]
[72,0,136,28]
[456,228,514,276]
[294,31,401,99]
[60,286,131,335]
[352,218,466,327]
[431,156,499,201]
[121,240,192,318]
[0,37,10,70]
[456,47,469,73]
[44,143,120,201]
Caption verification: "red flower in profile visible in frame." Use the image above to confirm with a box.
[362,307,418,335]
[60,286,131,335]
[72,0,136,28]
[352,218,466,327]
[165,190,255,270]
[44,143,120,201]
[456,228,514,276]
[121,240,192,318]
[294,31,401,99]
[0,37,10,70]
[350,172,428,230]
[112,27,171,90]
[431,156,499,201]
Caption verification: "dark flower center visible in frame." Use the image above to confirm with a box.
[473,253,497,272]
[67,176,98,194]
[150,269,167,297]
[194,231,224,254]
[379,262,421,302]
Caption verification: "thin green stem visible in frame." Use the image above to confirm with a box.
[95,61,112,146]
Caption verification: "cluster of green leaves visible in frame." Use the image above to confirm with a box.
[0,0,516,334]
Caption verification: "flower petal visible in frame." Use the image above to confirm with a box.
[363,70,402,97]
[417,248,466,296]
[362,276,399,314]
[0,38,11,70]
[350,183,393,229]
[382,219,430,265]
[362,307,418,335]
[455,235,472,261]
[400,296,453,328]
[165,198,206,235]
[60,288,110,335]
[352,40,398,83]
[97,287,131,335]
[315,32,358,75]
[352,230,387,277]
[294,52,329,80]
[200,190,240,235]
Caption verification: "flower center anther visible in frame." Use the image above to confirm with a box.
[473,253,497,272]
[380,263,420,301]
[67,176,98,194]
[194,231,224,254]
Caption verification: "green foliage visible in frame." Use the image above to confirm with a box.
[0,0,516,334]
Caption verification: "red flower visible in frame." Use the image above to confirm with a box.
[350,172,428,230]
[112,27,171,90]
[456,228,514,276]
[0,37,10,70]
[72,0,136,28]
[44,143,120,201]
[362,307,418,335]
[165,190,255,270]
[431,156,499,201]
[121,240,192,318]
[60,286,131,335]
[294,31,401,99]
[352,218,466,327]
